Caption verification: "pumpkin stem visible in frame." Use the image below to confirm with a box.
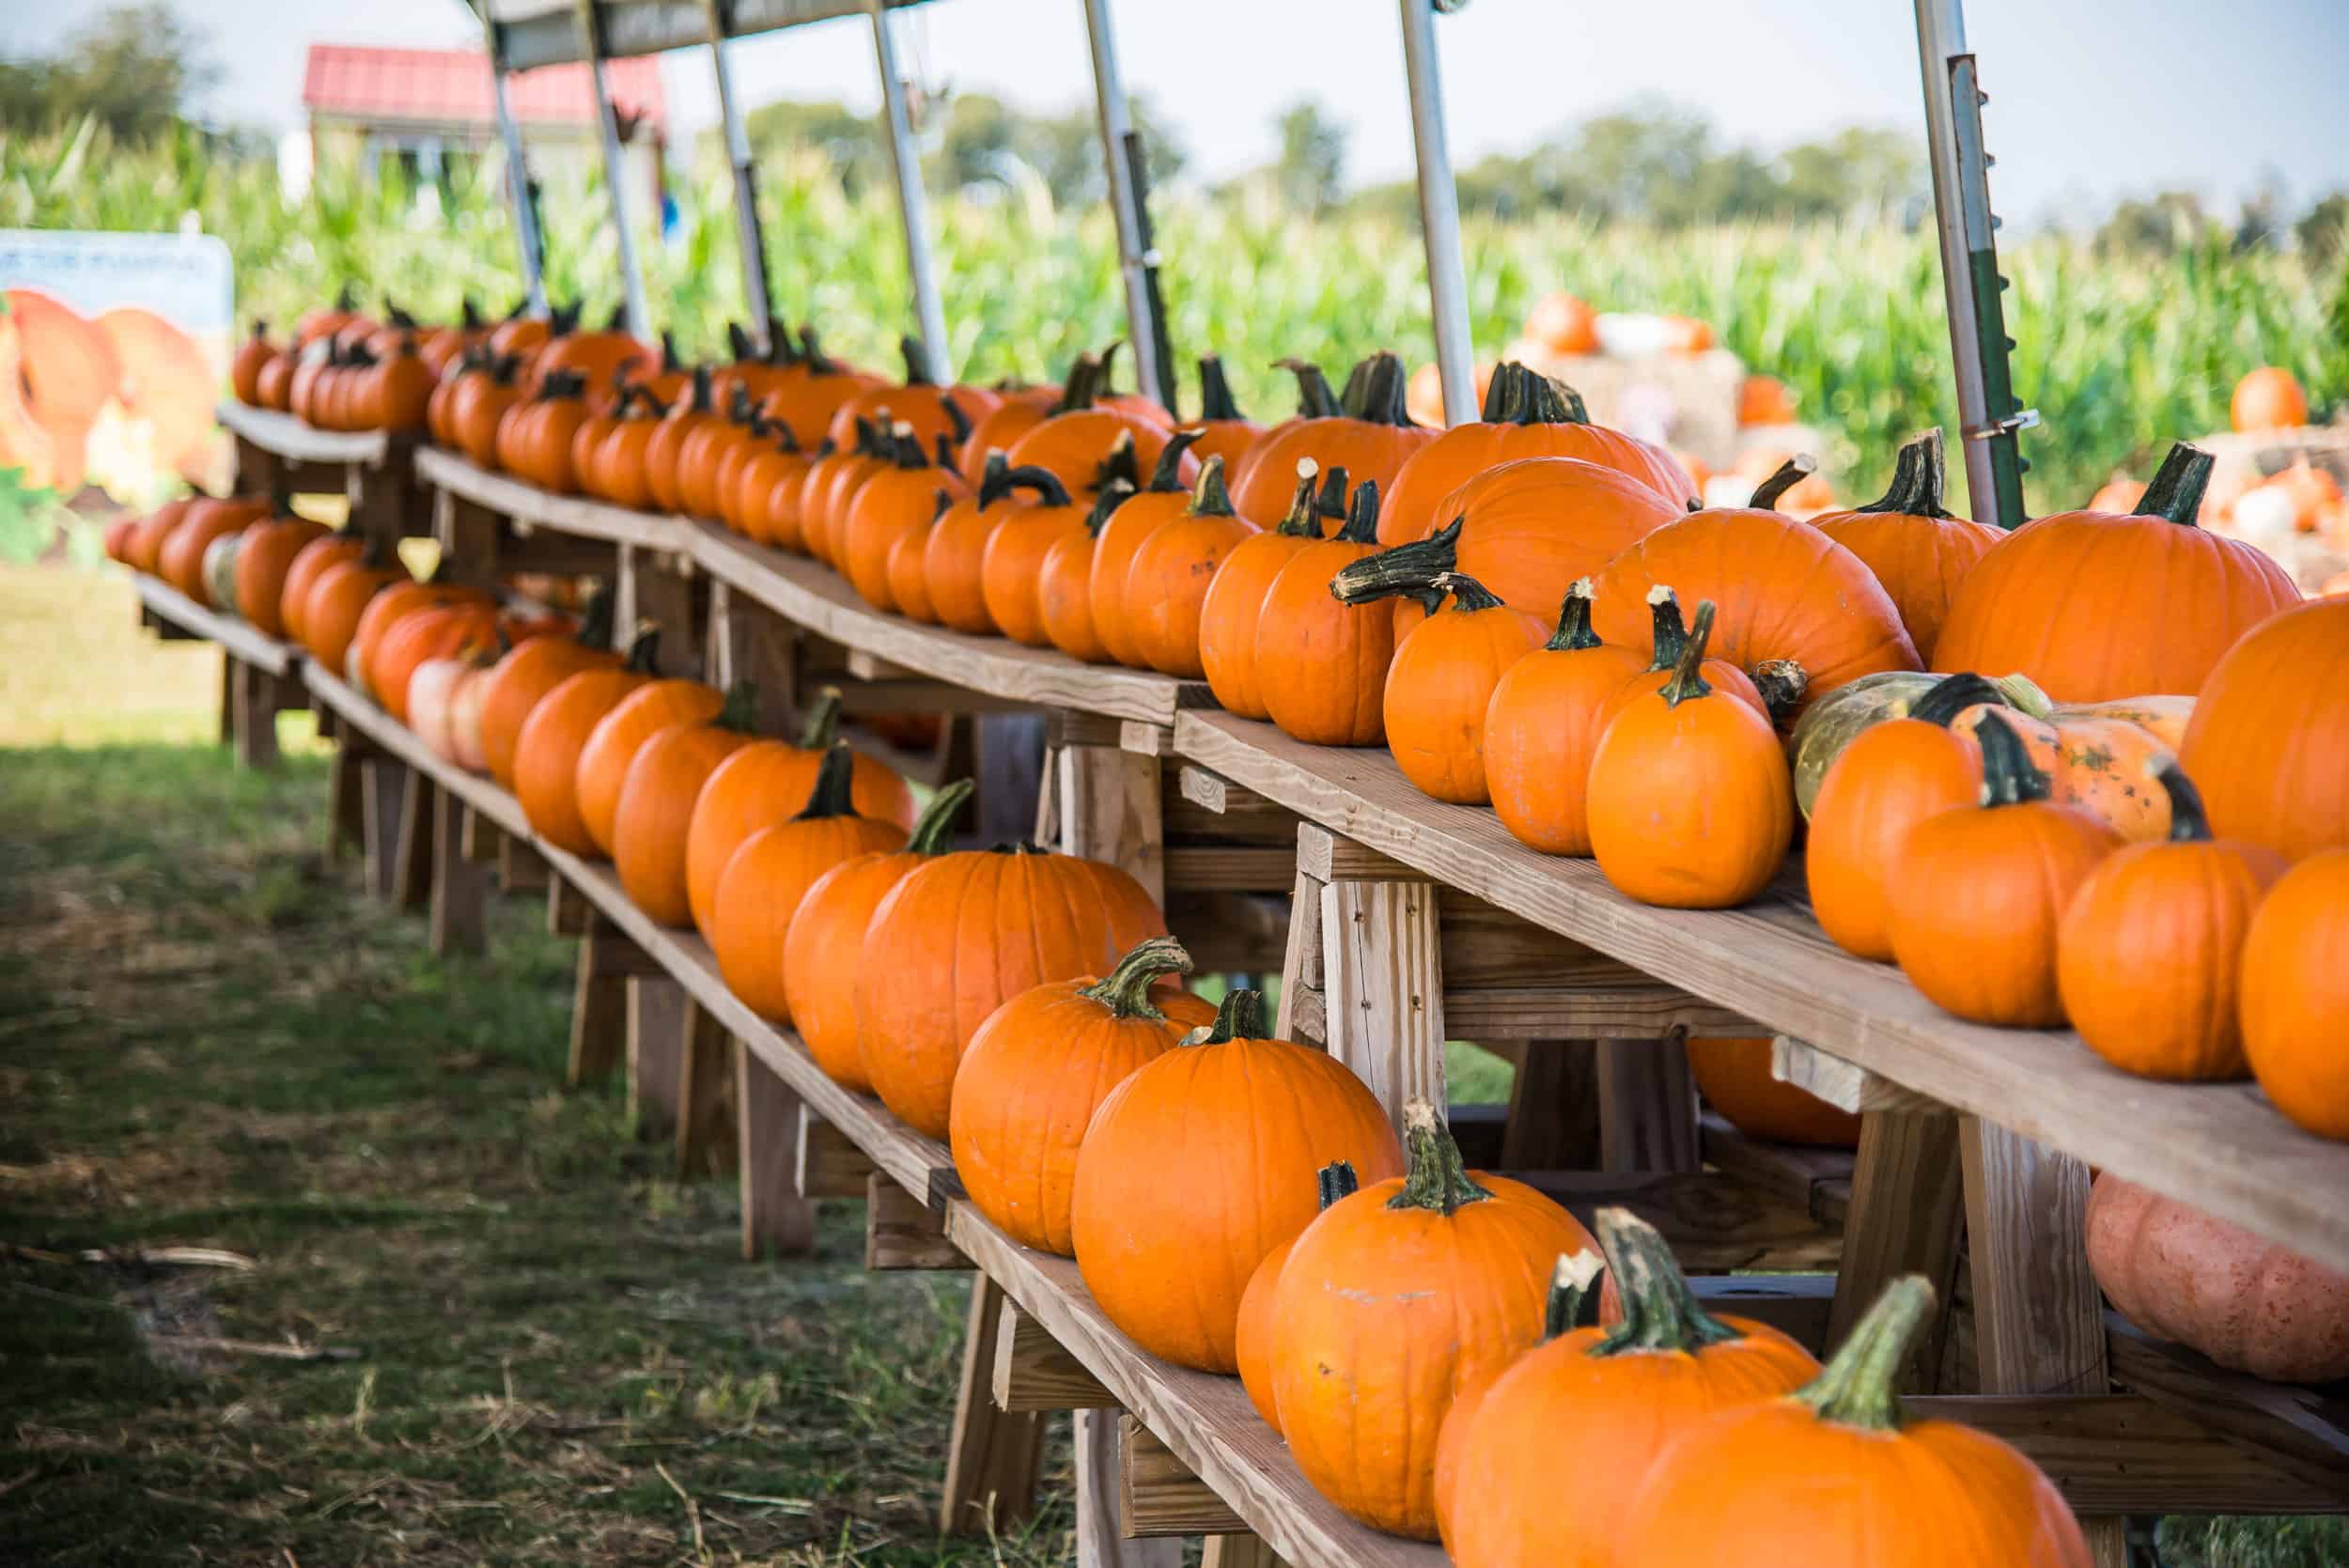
[726,320,754,363]
[941,394,973,445]
[1642,584,1689,675]
[576,584,617,652]
[623,622,661,675]
[889,423,932,470]
[1657,600,1719,708]
[1091,431,1143,493]
[1908,673,2005,727]
[1750,660,1808,720]
[2157,763,2213,843]
[763,324,797,367]
[1500,364,1579,427]
[1276,358,1340,420]
[899,335,937,387]
[1545,579,1605,652]
[797,687,843,750]
[1795,1274,1933,1433]
[1432,572,1508,613]
[1078,936,1194,1020]
[1316,1159,1361,1210]
[792,742,859,820]
[1333,479,1384,546]
[1185,987,1265,1046]
[1147,428,1206,493]
[1589,1206,1744,1357]
[2134,442,2214,527]
[1544,1249,1607,1339]
[1353,351,1421,428]
[1854,429,1953,519]
[461,298,483,331]
[715,677,759,733]
[1750,456,1818,512]
[1973,710,2053,806]
[661,329,684,371]
[1197,355,1246,422]
[1330,518,1461,602]
[1097,341,1128,399]
[1052,353,1102,415]
[1084,479,1137,537]
[1275,459,1325,538]
[1187,455,1237,519]
[798,325,844,377]
[685,365,714,415]
[1478,361,1517,422]
[995,465,1076,510]
[1386,1099,1490,1216]
[1315,464,1351,520]
[908,778,975,854]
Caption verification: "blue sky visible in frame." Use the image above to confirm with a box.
[19,0,2349,226]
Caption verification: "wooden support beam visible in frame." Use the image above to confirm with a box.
[1297,823,1423,884]
[326,741,366,861]
[500,834,550,894]
[216,649,236,745]
[1173,765,1299,845]
[627,977,688,1139]
[1160,846,1296,893]
[2106,1318,2349,1501]
[1119,1415,1248,1537]
[1068,1411,1183,1565]
[991,1303,1116,1412]
[428,781,491,956]
[1828,1110,1965,1381]
[547,874,593,936]
[1058,740,1165,908]
[795,1107,877,1200]
[459,803,500,865]
[940,1276,1044,1535]
[673,1001,736,1180]
[1510,1168,1841,1275]
[567,928,632,1087]
[1596,1033,1699,1173]
[1201,1535,1288,1568]
[359,757,408,899]
[1164,891,1288,975]
[1274,870,1325,1042]
[229,660,282,769]
[1317,877,1446,1125]
[1698,1112,1854,1229]
[1773,1034,1947,1116]
[865,1174,968,1271]
[704,580,799,735]
[392,774,436,909]
[1499,1040,1601,1171]
[734,1044,816,1258]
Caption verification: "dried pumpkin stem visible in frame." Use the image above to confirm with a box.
[1796,1275,1934,1433]
[972,452,1015,506]
[1277,358,1340,420]
[1080,936,1194,1019]
[1642,585,1689,675]
[1386,1099,1490,1216]
[1084,480,1137,537]
[1591,1206,1742,1356]
[1750,456,1818,512]
[1545,1248,1605,1339]
[1908,672,2004,727]
[623,623,662,675]
[1197,355,1246,423]
[1315,463,1351,520]
[791,743,859,820]
[1854,429,1953,519]
[908,779,975,855]
[1188,455,1237,519]
[1275,459,1326,539]
[1432,572,1508,613]
[1147,427,1206,493]
[1657,600,1719,708]
[997,466,1075,509]
[715,678,760,734]
[1330,518,1460,603]
[576,584,617,652]
[899,334,937,387]
[1546,579,1605,653]
[1188,987,1265,1046]
[797,687,843,750]
[1316,1159,1361,1210]
[1750,660,1808,719]
[1091,431,1142,493]
[2135,442,2214,527]
[2158,764,2214,843]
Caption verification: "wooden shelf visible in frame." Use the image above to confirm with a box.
[1173,708,2349,1277]
[302,664,534,843]
[218,400,392,469]
[132,573,303,677]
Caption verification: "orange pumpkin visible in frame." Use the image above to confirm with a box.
[350,580,492,701]
[1187,354,1262,474]
[1808,429,2000,663]
[609,681,766,927]
[642,367,723,514]
[275,532,362,646]
[949,936,1217,1255]
[801,415,898,567]
[955,379,1060,488]
[923,458,1036,635]
[1234,1160,1361,1435]
[299,549,407,675]
[1069,989,1405,1374]
[1199,461,1346,719]
[513,633,662,856]
[858,845,1165,1141]
[1227,351,1437,526]
[228,514,331,640]
[1115,456,1261,677]
[373,600,502,724]
[1269,1100,1596,1539]
[2241,850,2349,1142]
[724,425,810,545]
[2231,366,2309,432]
[583,385,670,509]
[120,499,192,574]
[840,427,969,613]
[1524,290,1599,355]
[1377,573,1547,805]
[821,334,997,460]
[494,371,593,491]
[472,595,621,790]
[979,468,1097,647]
[1078,430,1206,668]
[1257,481,1399,747]
[573,674,724,857]
[448,355,525,469]
[1933,443,2300,703]
[782,781,975,1092]
[755,323,880,450]
[708,745,910,1022]
[2178,597,2349,863]
[1687,1037,1861,1148]
[160,496,269,604]
[1002,349,1184,495]
[1483,579,1654,857]
[1945,702,2177,843]
[231,320,277,405]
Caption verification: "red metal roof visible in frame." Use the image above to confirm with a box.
[302,45,666,132]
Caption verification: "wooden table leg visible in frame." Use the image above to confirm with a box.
[428,783,490,956]
[672,1001,738,1180]
[567,924,633,1088]
[940,1275,1044,1535]
[626,975,688,1139]
[1075,1408,1181,1567]
[1318,874,1446,1127]
[360,758,408,899]
[1828,1110,1963,1377]
[392,771,435,909]
[732,1043,815,1258]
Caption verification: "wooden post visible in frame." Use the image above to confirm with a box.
[1318,875,1447,1126]
[566,925,639,1087]
[1274,869,1325,1042]
[1828,1110,1964,1380]
[428,782,491,956]
[230,661,282,770]
[1201,1537,1286,1568]
[794,1105,876,1200]
[360,758,409,900]
[1115,1416,1245,1539]
[216,650,237,747]
[392,772,436,910]
[673,1001,737,1180]
[864,1176,967,1270]
[734,1043,816,1257]
[940,1276,1045,1535]
[990,1304,1115,1412]
[326,740,367,861]
[433,485,503,588]
[1595,1033,1700,1173]
[704,580,800,734]
[1085,1412,1186,1561]
[626,976,689,1138]
[1056,718,1165,907]
[1498,1041,1602,1171]
[616,542,701,677]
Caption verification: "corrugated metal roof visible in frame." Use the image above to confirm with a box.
[473,0,936,73]
[302,44,668,131]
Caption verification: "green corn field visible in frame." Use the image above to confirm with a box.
[6,117,2343,514]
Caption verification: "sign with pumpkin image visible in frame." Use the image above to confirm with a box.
[0,228,233,508]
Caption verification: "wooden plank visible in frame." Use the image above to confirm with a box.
[1120,1415,1246,1538]
[1689,1273,1836,1351]
[1297,823,1423,883]
[431,487,504,589]
[1174,766,1299,844]
[326,740,366,861]
[865,1173,969,1270]
[218,398,387,468]
[417,444,670,546]
[500,834,551,893]
[1446,986,1754,1040]
[360,758,408,901]
[2106,1317,2349,1501]
[230,661,283,769]
[703,580,799,735]
[1159,846,1293,893]
[129,572,300,676]
[1318,878,1446,1124]
[1174,707,2349,1274]
[568,932,630,1088]
[616,541,701,677]
[794,1105,877,1200]
[216,650,236,746]
[991,1304,1117,1412]
[1500,1041,1601,1171]
[428,779,491,956]
[1508,1168,1842,1275]
[626,976,688,1138]
[1697,1112,1854,1229]
[940,1275,1045,1535]
[735,1042,816,1258]
[1273,871,1324,1041]
[547,873,593,937]
[1058,741,1165,907]
[459,803,500,865]
[392,772,436,909]
[673,1001,737,1180]
[1828,1111,1965,1381]
[1773,1034,1949,1116]
[1164,892,1288,975]
[1203,1536,1287,1568]
[1596,1035,1699,1173]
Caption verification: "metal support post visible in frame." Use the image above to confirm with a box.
[1398,0,1474,426]
[576,0,653,340]
[1915,0,2033,527]
[704,0,773,348]
[870,1,950,376]
[481,19,548,314]
[1080,0,1174,411]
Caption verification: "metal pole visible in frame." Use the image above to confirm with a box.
[1915,0,2032,526]
[870,1,950,376]
[1398,0,1474,426]
[703,0,773,348]
[576,0,653,340]
[481,19,548,314]
[1080,0,1174,412]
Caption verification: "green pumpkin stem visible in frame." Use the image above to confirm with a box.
[996,465,1076,510]
[792,743,859,820]
[1187,987,1265,1046]
[1275,459,1326,538]
[1657,600,1719,708]
[1316,1159,1361,1210]
[1973,710,2053,806]
[899,335,937,387]
[1187,455,1236,519]
[1544,1249,1606,1340]
[1434,571,1507,614]
[1278,358,1341,420]
[1854,430,1953,519]
[2134,442,2214,527]
[1546,579,1605,652]
[715,678,760,733]
[1908,673,2005,727]
[1315,464,1351,520]
[1330,518,1461,602]
[909,778,975,855]
[1333,479,1384,547]
[1477,362,1518,423]
[623,622,662,675]
[1386,1099,1490,1216]
[575,584,617,652]
[1504,365,1580,427]
[1079,936,1194,1020]
[1147,428,1206,493]
[1084,479,1137,537]
[1750,456,1817,512]
[2157,764,2214,843]
[973,451,1015,506]
[797,687,843,750]
[1589,1206,1743,1357]
[1795,1274,1934,1432]
[1197,355,1246,423]
[1642,585,1689,675]
[1091,431,1142,493]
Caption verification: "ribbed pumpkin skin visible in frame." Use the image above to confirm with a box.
[1381,423,1693,551]
[1806,718,1983,962]
[276,533,360,644]
[474,637,623,791]
[785,854,924,1092]
[709,815,909,1021]
[1482,611,1646,856]
[1227,417,1436,526]
[1269,1158,1595,1537]
[231,516,331,639]
[611,723,757,927]
[948,957,1215,1256]
[513,668,649,856]
[1234,1237,1298,1432]
[1003,408,1184,493]
[1812,505,1999,665]
[122,499,191,573]
[2087,1173,2349,1384]
[2239,851,2349,1141]
[1382,592,1546,806]
[1199,533,1324,720]
[858,851,1165,1140]
[1087,488,1191,668]
[1257,536,1393,747]
[1688,1037,1860,1147]
[1122,487,1260,677]
[573,679,722,856]
[1070,1030,1403,1374]
[1948,706,2176,843]
[981,505,1088,648]
[1933,513,2299,704]
[299,559,403,674]
[2179,598,2349,863]
[684,742,915,937]
[923,489,1013,633]
[375,603,501,724]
